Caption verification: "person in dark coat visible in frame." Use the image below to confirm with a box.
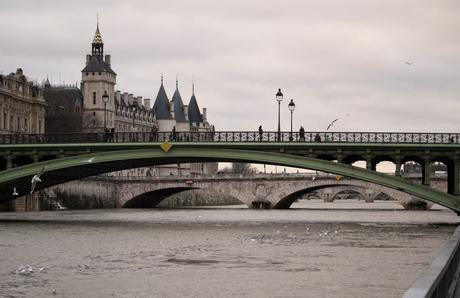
[299,126,305,141]
[258,125,263,141]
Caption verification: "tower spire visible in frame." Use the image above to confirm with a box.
[161,73,164,85]
[91,15,104,59]
[176,74,178,89]
[92,13,103,45]
[192,74,195,95]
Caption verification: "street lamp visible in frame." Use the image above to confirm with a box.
[276,88,283,141]
[102,90,109,131]
[288,99,295,141]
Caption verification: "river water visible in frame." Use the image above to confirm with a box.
[0,200,459,298]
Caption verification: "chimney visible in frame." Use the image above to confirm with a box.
[122,92,129,106]
[169,101,175,118]
[144,98,151,109]
[86,55,91,65]
[105,54,111,66]
[16,68,23,75]
[115,91,121,104]
[128,94,134,105]
[183,105,189,121]
[202,108,207,121]
[137,96,142,107]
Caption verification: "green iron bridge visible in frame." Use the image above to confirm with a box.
[1,130,460,213]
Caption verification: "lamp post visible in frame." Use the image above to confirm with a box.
[102,91,109,131]
[288,99,295,141]
[276,88,283,141]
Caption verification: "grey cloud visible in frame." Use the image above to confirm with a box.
[1,0,460,133]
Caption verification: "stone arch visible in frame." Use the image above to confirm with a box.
[122,185,246,208]
[331,188,367,201]
[123,187,197,208]
[274,179,416,209]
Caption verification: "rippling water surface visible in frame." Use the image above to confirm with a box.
[0,200,458,298]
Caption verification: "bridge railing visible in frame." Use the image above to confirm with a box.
[0,131,459,144]
[403,226,460,298]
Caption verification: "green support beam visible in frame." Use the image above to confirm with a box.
[1,146,460,213]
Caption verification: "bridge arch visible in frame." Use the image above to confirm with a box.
[117,185,247,208]
[123,187,198,208]
[0,147,459,213]
[331,188,367,201]
[273,180,413,208]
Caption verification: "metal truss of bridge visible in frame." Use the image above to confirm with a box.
[0,131,459,213]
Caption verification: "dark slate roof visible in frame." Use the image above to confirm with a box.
[43,87,83,132]
[81,56,116,75]
[171,88,186,122]
[43,87,83,110]
[188,94,203,124]
[153,83,171,119]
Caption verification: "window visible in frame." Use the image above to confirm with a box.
[3,112,6,130]
[38,120,42,133]
[17,116,20,131]
[93,92,96,105]
[24,118,28,132]
[93,112,96,116]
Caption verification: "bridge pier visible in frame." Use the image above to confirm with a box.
[6,155,12,169]
[364,189,374,203]
[395,158,402,177]
[251,200,271,209]
[448,157,460,196]
[422,157,431,186]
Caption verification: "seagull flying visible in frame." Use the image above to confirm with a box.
[30,166,46,194]
[326,119,338,131]
[12,187,18,196]
[406,61,413,65]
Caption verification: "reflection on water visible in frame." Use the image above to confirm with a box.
[0,200,458,298]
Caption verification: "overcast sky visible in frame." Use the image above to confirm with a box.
[1,0,460,133]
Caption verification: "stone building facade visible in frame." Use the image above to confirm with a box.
[81,23,156,133]
[0,68,46,134]
[79,22,217,176]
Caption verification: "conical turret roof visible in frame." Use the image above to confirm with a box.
[188,92,203,124]
[171,80,186,122]
[153,78,171,119]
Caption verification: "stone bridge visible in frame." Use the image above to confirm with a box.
[48,174,447,209]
